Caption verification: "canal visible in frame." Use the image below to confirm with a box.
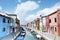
[17,26,38,40]
[24,27,38,40]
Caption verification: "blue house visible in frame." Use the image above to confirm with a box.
[0,13,12,38]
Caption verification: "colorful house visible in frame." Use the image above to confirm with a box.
[33,20,36,29]
[7,14,17,32]
[45,16,50,32]
[35,18,40,30]
[31,21,34,28]
[40,16,46,32]
[26,23,32,29]
[0,13,12,38]
[47,9,60,36]
[15,18,20,31]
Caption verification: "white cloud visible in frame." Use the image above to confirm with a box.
[25,14,36,22]
[14,1,39,24]
[36,8,56,16]
[36,2,60,17]
[25,2,60,23]
[15,1,39,14]
[0,6,2,11]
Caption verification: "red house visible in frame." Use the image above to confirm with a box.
[45,16,50,32]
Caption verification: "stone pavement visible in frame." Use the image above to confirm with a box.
[30,28,60,40]
[0,29,22,40]
[42,32,60,40]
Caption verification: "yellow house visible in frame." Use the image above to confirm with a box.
[35,18,40,30]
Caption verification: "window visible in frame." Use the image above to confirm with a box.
[8,20,10,23]
[55,27,57,32]
[3,18,6,23]
[50,27,53,30]
[50,27,54,32]
[3,28,6,32]
[49,19,51,23]
[54,18,57,22]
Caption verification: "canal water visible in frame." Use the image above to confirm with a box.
[24,29,38,40]
[16,26,38,40]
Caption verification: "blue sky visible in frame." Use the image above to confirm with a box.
[0,0,60,24]
[0,0,60,12]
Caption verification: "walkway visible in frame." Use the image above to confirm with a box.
[0,29,22,40]
[31,28,60,40]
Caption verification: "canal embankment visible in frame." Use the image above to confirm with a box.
[27,27,60,40]
[0,28,22,40]
[21,26,38,40]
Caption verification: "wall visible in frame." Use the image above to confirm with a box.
[49,12,58,36]
[0,16,11,38]
[57,10,60,36]
[27,23,32,28]
[36,19,40,30]
[45,16,50,32]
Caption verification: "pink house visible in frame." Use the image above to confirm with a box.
[45,16,50,32]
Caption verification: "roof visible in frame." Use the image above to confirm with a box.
[48,9,60,16]
[0,12,11,18]
[35,18,40,21]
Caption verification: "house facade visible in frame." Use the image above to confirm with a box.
[27,23,32,28]
[47,9,60,36]
[35,18,40,30]
[0,13,12,38]
[45,16,50,32]
[7,14,17,32]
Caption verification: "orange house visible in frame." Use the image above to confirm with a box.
[48,9,60,36]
